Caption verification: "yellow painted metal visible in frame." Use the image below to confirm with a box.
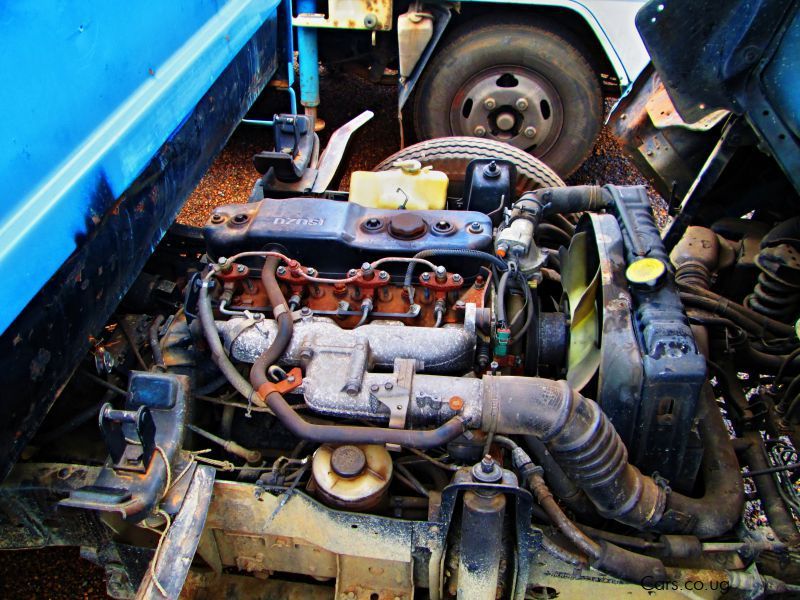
[562,231,601,391]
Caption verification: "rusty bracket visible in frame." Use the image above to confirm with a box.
[257,367,304,400]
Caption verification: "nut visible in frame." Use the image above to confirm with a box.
[523,126,537,139]
[515,98,529,111]
[473,125,487,137]
[483,98,496,110]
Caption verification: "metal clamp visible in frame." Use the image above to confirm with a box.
[257,367,304,401]
[373,358,416,451]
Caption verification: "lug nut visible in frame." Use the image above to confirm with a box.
[473,125,487,137]
[515,98,529,111]
[523,126,537,139]
[483,98,496,110]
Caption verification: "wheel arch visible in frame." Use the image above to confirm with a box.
[428,1,643,93]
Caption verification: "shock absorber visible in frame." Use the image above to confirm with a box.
[746,241,800,322]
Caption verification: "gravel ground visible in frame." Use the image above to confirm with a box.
[9,72,665,599]
[0,547,108,599]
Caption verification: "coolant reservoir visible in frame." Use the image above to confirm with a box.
[349,160,449,210]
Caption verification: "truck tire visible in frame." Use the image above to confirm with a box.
[374,137,564,198]
[412,17,602,177]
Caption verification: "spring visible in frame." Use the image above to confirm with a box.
[746,243,800,322]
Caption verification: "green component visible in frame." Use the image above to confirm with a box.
[494,327,511,357]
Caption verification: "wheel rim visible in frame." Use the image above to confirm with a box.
[448,65,564,155]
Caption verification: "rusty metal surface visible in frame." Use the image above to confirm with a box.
[202,481,427,599]
[293,0,392,31]
[136,465,216,600]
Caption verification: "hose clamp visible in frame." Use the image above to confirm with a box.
[257,367,304,401]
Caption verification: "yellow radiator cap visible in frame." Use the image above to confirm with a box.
[626,257,666,289]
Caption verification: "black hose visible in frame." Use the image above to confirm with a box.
[658,389,744,539]
[197,279,263,406]
[403,248,507,292]
[488,377,744,538]
[265,390,466,449]
[496,270,511,325]
[681,284,796,339]
[523,436,596,518]
[537,223,572,248]
[499,434,668,582]
[739,431,800,545]
[250,256,294,393]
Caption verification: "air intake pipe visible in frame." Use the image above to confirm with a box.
[484,376,743,538]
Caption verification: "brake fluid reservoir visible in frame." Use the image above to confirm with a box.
[349,160,448,210]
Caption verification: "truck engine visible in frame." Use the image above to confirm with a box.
[10,142,797,599]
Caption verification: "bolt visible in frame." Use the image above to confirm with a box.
[348,269,357,277]
[483,97,496,110]
[379,270,389,280]
[299,348,314,361]
[300,306,312,316]
[370,383,380,393]
[344,383,359,396]
[218,256,228,265]
[523,126,537,139]
[490,360,499,374]
[481,454,495,473]
[473,125,487,137]
[468,221,483,234]
[236,264,246,273]
[453,273,462,283]
[337,301,350,312]
[307,267,316,276]
[421,272,431,282]
[435,265,447,282]
[516,97,529,111]
[363,13,377,28]
[385,381,394,390]
[276,266,287,275]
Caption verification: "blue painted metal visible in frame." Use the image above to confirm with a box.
[0,0,281,335]
[283,0,300,114]
[0,11,281,480]
[296,0,321,108]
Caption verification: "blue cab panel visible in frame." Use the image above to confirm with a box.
[0,0,282,479]
[0,0,281,335]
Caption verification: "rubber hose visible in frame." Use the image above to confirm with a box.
[265,390,466,449]
[488,377,743,538]
[197,281,263,406]
[250,256,294,392]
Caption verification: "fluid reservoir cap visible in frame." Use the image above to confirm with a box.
[389,213,427,239]
[312,444,393,511]
[331,445,367,478]
[625,257,667,290]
